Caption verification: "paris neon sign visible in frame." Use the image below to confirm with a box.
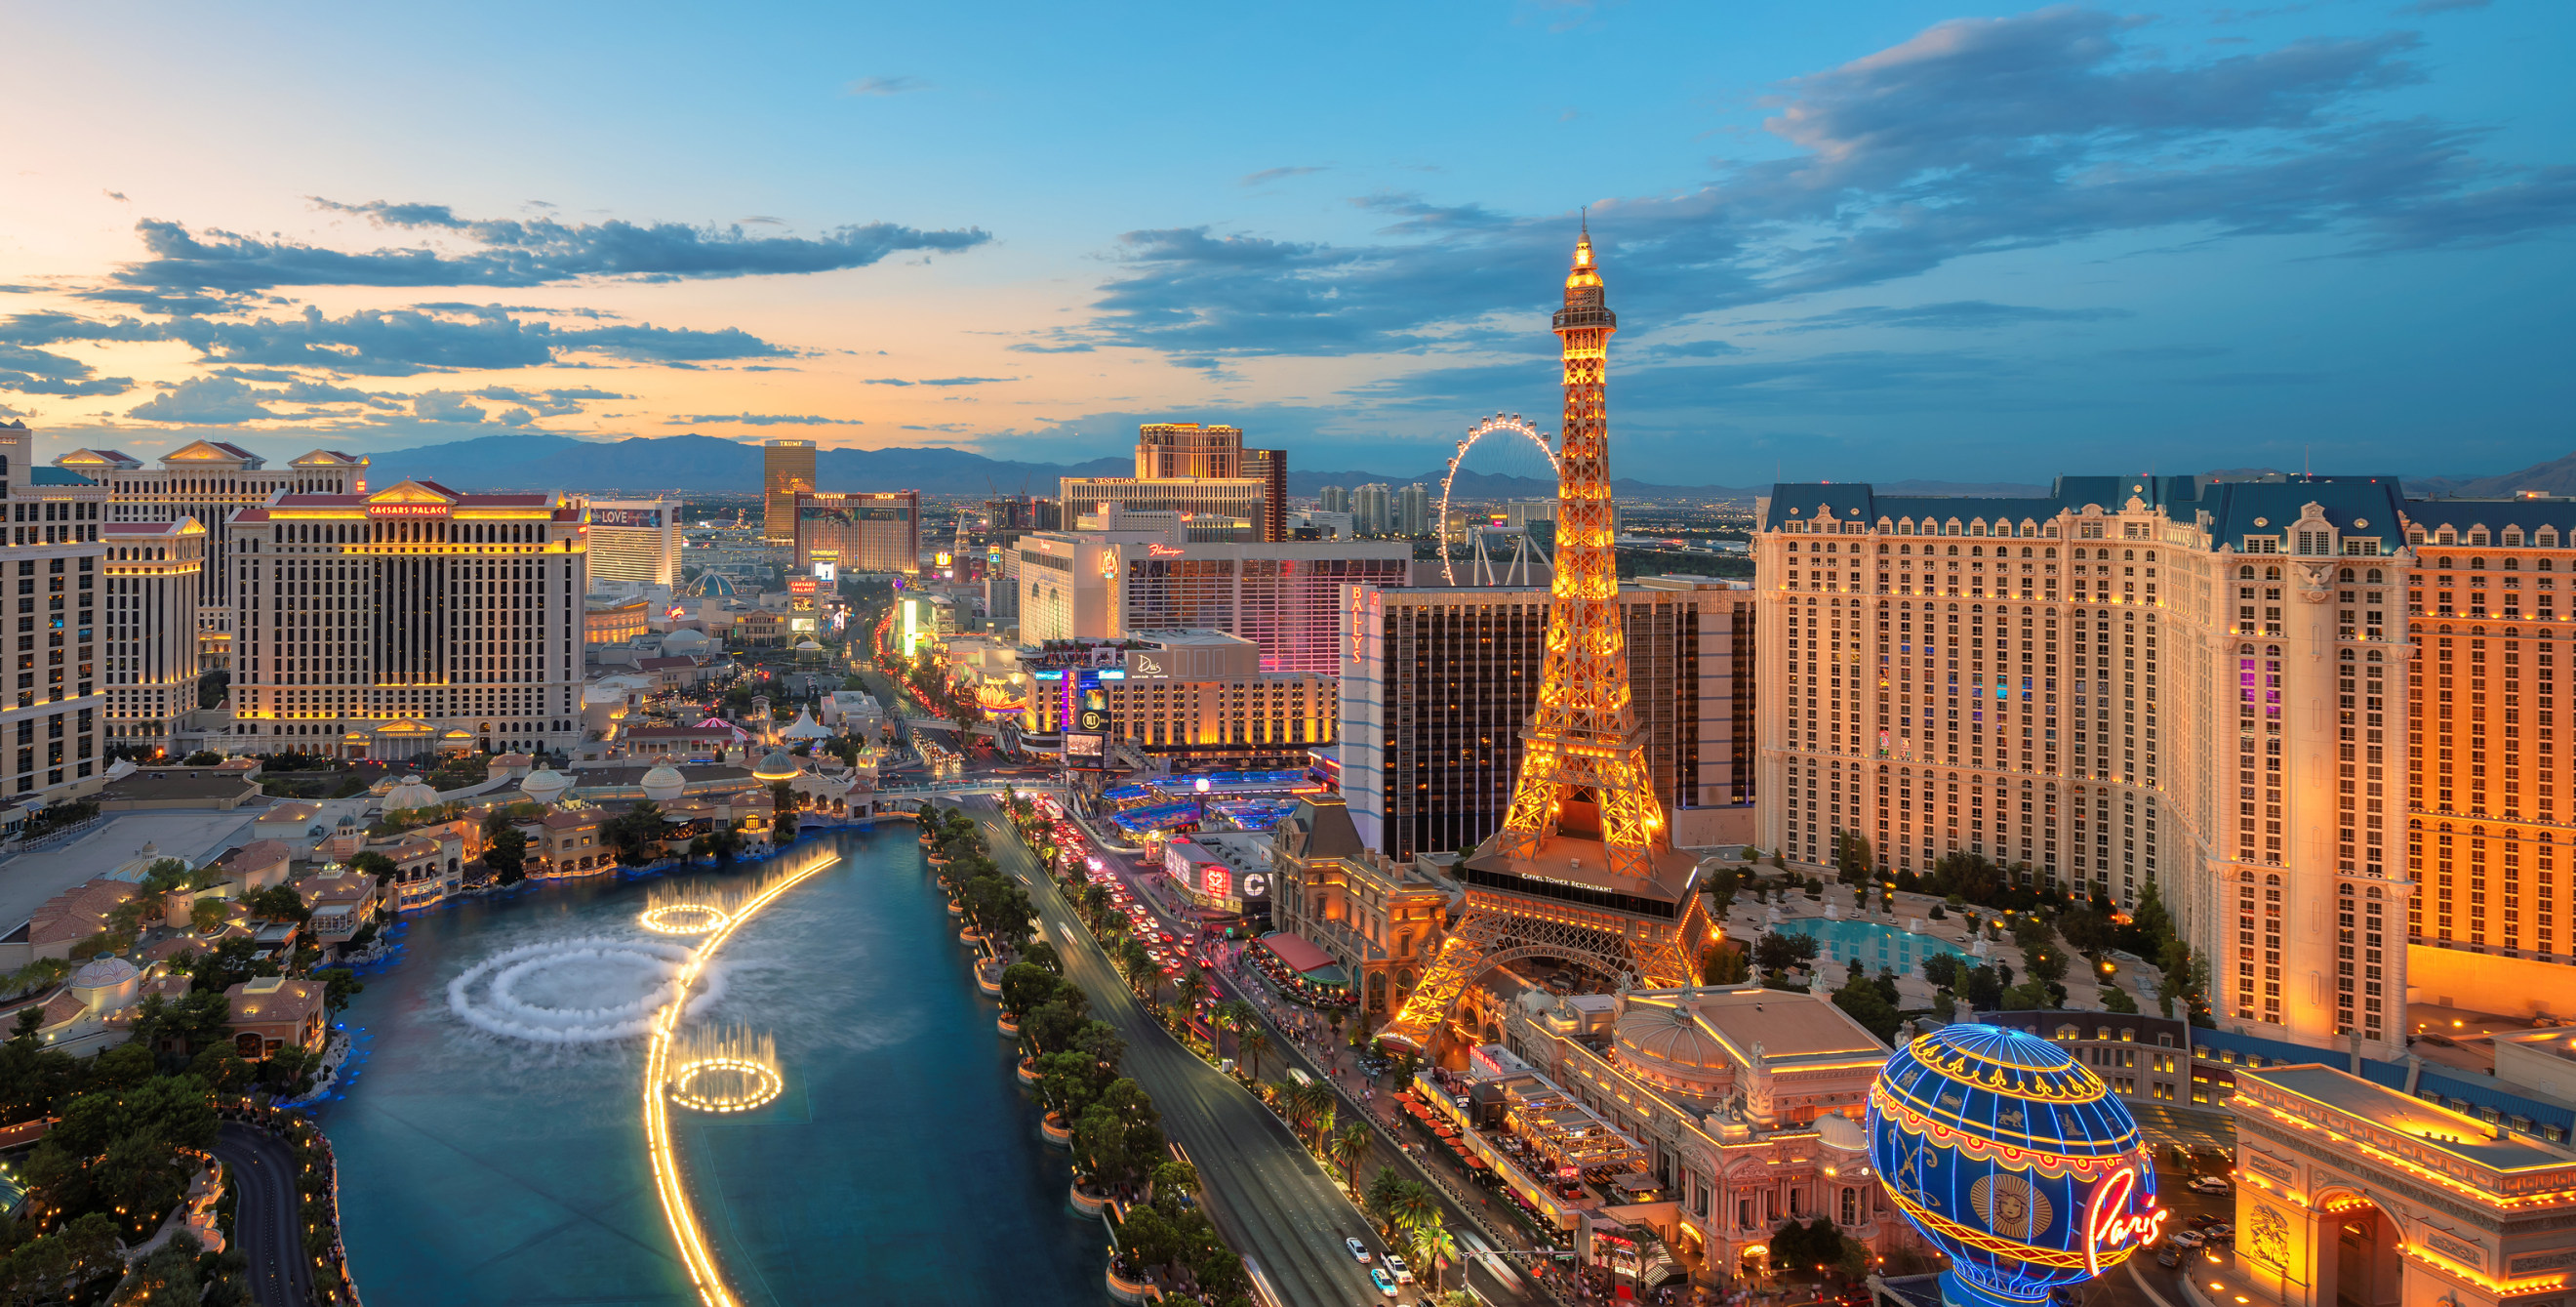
[2082,1164,2171,1276]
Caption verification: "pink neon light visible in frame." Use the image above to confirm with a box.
[2082,1164,2170,1276]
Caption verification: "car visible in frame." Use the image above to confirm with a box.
[1384,1253,1413,1284]
[2189,1214,2224,1230]
[2155,1247,2186,1270]
[1346,1237,1371,1263]
[2167,1230,2206,1250]
[2187,1175,2234,1196]
[2203,1224,2234,1246]
[1370,1268,1398,1297]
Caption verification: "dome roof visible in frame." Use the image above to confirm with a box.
[71,957,139,989]
[384,774,440,810]
[793,637,824,651]
[751,749,801,782]
[663,628,713,652]
[521,768,573,806]
[639,763,688,803]
[1816,1112,1867,1153]
[1612,991,1733,1092]
[685,572,742,598]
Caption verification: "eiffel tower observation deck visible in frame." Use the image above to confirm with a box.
[1381,226,1719,1051]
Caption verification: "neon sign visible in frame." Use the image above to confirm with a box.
[1147,544,1185,557]
[1203,867,1229,899]
[2082,1165,2169,1275]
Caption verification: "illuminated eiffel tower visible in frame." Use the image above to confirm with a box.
[1381,225,1717,1050]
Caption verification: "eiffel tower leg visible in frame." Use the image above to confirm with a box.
[1379,912,1506,1050]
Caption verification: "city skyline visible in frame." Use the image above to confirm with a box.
[2,1,2568,486]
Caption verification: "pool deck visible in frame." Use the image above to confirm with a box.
[1721,884,2134,1009]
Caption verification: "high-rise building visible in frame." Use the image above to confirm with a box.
[1320,486,1351,515]
[1021,630,1335,765]
[1338,576,1756,863]
[227,478,587,759]
[102,518,205,756]
[761,439,817,544]
[1244,447,1288,545]
[582,498,679,588]
[1351,483,1391,536]
[1751,473,2426,1057]
[55,442,367,669]
[1014,527,1410,673]
[1061,423,1285,543]
[2392,505,2576,1012]
[792,490,921,575]
[1381,229,1716,1049]
[1,421,107,803]
[1395,483,1430,537]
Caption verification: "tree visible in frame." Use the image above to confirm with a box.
[1235,1026,1271,1082]
[1833,831,1873,885]
[188,897,226,934]
[241,885,309,925]
[1365,1165,1409,1232]
[1408,1217,1460,1294]
[483,825,529,885]
[2102,983,2141,1014]
[1831,972,1903,1044]
[1386,1181,1438,1238]
[1700,943,1750,985]
[349,850,398,885]
[1753,931,1820,982]
[1000,961,1064,1020]
[1331,1122,1372,1192]
[1920,953,1963,990]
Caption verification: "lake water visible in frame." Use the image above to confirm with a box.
[1776,916,1969,977]
[320,827,1104,1306]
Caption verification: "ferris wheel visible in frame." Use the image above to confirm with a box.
[1438,413,1560,586]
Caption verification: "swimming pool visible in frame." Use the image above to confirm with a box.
[1774,916,1968,976]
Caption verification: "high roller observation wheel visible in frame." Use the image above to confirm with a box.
[1438,413,1559,586]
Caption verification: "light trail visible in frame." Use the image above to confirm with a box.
[642,848,841,1307]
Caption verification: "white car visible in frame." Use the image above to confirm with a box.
[1346,1237,1372,1263]
[1384,1252,1414,1284]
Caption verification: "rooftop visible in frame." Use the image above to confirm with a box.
[2237,1064,2576,1177]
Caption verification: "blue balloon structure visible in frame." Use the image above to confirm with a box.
[1868,1025,2170,1307]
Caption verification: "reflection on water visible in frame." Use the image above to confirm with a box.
[323,828,1102,1307]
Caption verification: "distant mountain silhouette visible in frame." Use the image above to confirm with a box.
[364,433,1126,496]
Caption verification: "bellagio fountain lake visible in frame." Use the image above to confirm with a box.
[318,826,1104,1306]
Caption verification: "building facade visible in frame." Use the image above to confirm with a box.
[226,478,587,759]
[793,490,920,576]
[1023,629,1335,763]
[2391,504,2576,1013]
[761,439,817,544]
[583,498,679,587]
[1060,423,1287,544]
[1016,530,1411,674]
[1752,474,2415,1058]
[101,518,205,756]
[56,441,366,668]
[1267,796,1458,1016]
[2,422,107,805]
[1338,577,1757,863]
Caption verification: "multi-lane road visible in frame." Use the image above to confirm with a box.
[209,1122,315,1307]
[968,797,1550,1307]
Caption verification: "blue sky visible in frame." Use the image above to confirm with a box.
[0,0,2567,486]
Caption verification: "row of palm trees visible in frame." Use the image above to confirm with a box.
[1364,1164,1466,1297]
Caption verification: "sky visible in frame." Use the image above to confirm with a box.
[0,0,2568,487]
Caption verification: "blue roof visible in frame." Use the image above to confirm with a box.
[27,468,95,486]
[1759,473,2412,551]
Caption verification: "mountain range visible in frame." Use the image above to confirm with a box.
[356,431,2576,505]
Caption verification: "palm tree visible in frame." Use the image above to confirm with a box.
[1331,1122,1373,1192]
[1386,1182,1438,1240]
[1177,965,1210,1012]
[1289,1081,1336,1148]
[1236,1027,1271,1082]
[1407,1218,1460,1294]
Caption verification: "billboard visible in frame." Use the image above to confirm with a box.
[1063,732,1107,766]
[1075,684,1113,733]
[812,560,837,584]
[589,508,664,529]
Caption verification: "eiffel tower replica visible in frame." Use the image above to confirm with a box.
[1381,225,1716,1050]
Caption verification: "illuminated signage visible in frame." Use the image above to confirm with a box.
[812,561,836,584]
[790,617,818,633]
[1147,544,1185,557]
[368,503,452,517]
[1240,873,1268,899]
[935,551,953,568]
[589,508,664,528]
[1064,732,1106,763]
[2081,1166,2169,1275]
[1203,866,1229,899]
[789,578,818,595]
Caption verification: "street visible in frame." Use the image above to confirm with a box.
[970,797,1396,1307]
[209,1122,316,1307]
[1002,796,1559,1307]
